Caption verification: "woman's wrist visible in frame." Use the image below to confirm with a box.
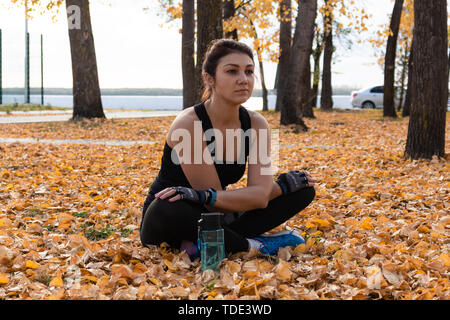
[204,190,211,204]
[206,188,217,206]
[272,180,284,199]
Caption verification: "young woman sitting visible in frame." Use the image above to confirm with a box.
[140,39,316,258]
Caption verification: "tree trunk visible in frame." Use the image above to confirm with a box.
[311,34,323,109]
[320,0,333,111]
[259,58,269,111]
[301,57,315,118]
[397,42,409,112]
[195,0,223,103]
[402,37,413,117]
[66,0,104,120]
[383,0,404,118]
[404,0,448,160]
[248,19,268,111]
[182,0,196,109]
[275,0,292,112]
[273,63,279,91]
[279,0,317,129]
[223,0,238,40]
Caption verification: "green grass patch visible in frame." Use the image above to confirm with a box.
[0,103,70,113]
[43,225,56,232]
[120,228,133,238]
[83,224,116,241]
[73,211,89,218]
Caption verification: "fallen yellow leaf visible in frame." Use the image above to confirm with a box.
[439,253,450,267]
[418,226,430,234]
[149,278,162,286]
[294,243,307,254]
[313,218,330,228]
[164,259,178,271]
[359,218,373,230]
[49,276,64,287]
[0,273,10,285]
[25,260,39,269]
[275,260,291,282]
[83,275,99,283]
[305,221,316,229]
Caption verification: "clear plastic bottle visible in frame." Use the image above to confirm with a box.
[198,212,225,272]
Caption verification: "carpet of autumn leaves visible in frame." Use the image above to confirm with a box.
[0,109,449,300]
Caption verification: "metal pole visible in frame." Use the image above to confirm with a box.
[25,0,30,104]
[41,34,43,105]
[0,29,2,105]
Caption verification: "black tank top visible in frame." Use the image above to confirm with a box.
[149,102,252,194]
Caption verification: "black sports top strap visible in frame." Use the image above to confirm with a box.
[239,105,251,160]
[194,102,214,135]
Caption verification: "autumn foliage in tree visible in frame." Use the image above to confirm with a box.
[369,0,414,114]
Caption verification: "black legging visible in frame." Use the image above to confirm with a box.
[140,186,315,254]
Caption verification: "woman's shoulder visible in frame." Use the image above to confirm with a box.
[166,105,199,148]
[171,105,199,129]
[245,109,269,129]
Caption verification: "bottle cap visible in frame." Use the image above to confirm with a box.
[198,212,224,231]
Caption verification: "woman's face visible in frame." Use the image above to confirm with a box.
[208,52,255,105]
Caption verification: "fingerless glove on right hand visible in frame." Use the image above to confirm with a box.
[275,170,309,194]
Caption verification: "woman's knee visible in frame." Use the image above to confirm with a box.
[140,198,200,247]
[140,198,176,245]
[289,186,316,211]
[142,198,167,227]
[304,186,316,204]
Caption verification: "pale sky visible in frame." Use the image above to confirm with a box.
[0,0,397,90]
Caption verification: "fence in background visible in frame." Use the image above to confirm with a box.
[0,28,44,106]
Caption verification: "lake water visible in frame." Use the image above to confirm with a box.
[1,94,353,111]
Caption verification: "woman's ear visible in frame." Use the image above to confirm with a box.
[203,73,215,89]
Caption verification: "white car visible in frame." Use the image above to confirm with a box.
[351,85,400,109]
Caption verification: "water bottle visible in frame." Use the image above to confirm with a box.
[198,212,225,272]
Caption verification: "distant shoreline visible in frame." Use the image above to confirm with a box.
[2,87,357,96]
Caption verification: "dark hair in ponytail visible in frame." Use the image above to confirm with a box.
[201,39,254,102]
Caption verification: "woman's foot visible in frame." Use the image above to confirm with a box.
[180,240,200,260]
[252,230,305,255]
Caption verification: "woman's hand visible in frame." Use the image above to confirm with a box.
[304,172,316,186]
[155,186,208,204]
[275,170,317,194]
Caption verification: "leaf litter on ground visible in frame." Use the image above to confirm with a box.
[0,109,449,300]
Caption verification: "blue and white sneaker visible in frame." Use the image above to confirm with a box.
[253,230,305,255]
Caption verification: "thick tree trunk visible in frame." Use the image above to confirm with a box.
[223,0,238,40]
[404,0,448,159]
[275,0,292,112]
[279,0,317,129]
[402,38,413,117]
[182,0,196,109]
[320,0,333,111]
[301,58,315,118]
[195,0,223,103]
[383,0,404,118]
[66,0,104,120]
